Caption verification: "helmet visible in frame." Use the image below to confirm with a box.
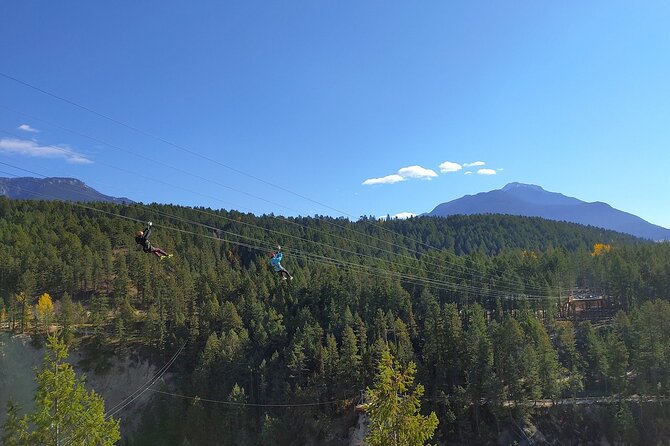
[137,230,144,237]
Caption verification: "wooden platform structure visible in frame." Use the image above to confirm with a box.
[564,288,613,319]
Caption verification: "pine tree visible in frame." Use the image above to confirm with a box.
[440,304,464,390]
[365,348,439,446]
[421,302,443,395]
[3,336,120,445]
[287,340,307,389]
[555,321,584,399]
[604,331,629,393]
[422,303,464,399]
[115,296,135,341]
[226,383,250,446]
[2,401,30,446]
[613,402,638,444]
[112,254,131,305]
[90,294,109,338]
[258,414,280,446]
[324,333,340,397]
[18,271,36,333]
[390,317,413,366]
[578,321,609,390]
[59,293,76,344]
[631,300,670,395]
[15,292,32,334]
[520,311,562,399]
[494,316,541,409]
[221,301,244,333]
[353,313,368,359]
[464,304,494,431]
[339,326,362,392]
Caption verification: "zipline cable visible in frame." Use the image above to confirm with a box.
[107,341,187,418]
[0,166,568,300]
[0,169,272,253]
[0,170,439,293]
[0,164,567,299]
[105,342,187,417]
[0,92,566,296]
[60,341,186,446]
[0,162,569,299]
[147,388,351,408]
[0,130,564,300]
[138,202,567,298]
[0,116,561,298]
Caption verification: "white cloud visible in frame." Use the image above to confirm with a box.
[0,138,93,164]
[18,124,39,133]
[477,168,497,175]
[362,174,405,186]
[439,161,462,173]
[392,212,417,219]
[363,164,436,186]
[463,161,485,167]
[397,165,438,180]
[497,168,504,171]
[464,171,473,175]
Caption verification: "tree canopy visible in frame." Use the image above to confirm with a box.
[2,198,669,444]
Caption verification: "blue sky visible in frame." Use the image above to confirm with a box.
[1,1,669,226]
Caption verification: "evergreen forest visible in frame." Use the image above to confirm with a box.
[3,197,670,445]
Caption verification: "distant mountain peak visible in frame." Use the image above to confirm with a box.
[0,177,133,204]
[428,183,670,241]
[502,182,545,192]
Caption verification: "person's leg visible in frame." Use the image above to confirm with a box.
[152,247,168,257]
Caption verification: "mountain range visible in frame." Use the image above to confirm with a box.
[1,176,667,241]
[428,182,670,241]
[0,177,132,205]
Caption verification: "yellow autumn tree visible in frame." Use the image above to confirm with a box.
[522,250,538,261]
[35,292,54,334]
[592,243,612,257]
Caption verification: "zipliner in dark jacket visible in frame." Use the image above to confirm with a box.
[135,223,169,258]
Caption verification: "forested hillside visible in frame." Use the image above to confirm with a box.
[2,198,670,445]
